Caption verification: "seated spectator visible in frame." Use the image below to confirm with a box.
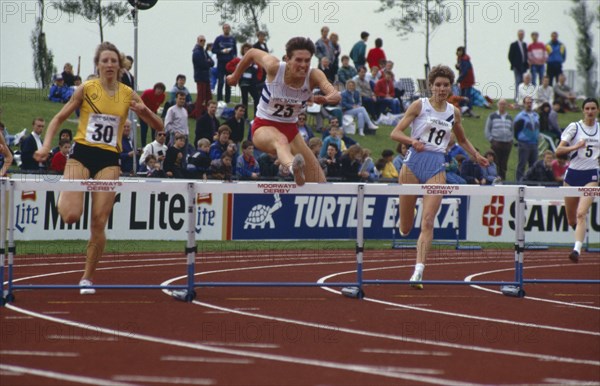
[551,153,569,183]
[224,142,237,161]
[49,138,71,173]
[523,150,555,183]
[516,72,537,108]
[447,133,469,160]
[308,137,323,160]
[553,73,578,112]
[308,87,344,133]
[538,102,562,141]
[341,80,378,136]
[460,152,484,184]
[353,66,377,119]
[366,65,381,89]
[481,150,500,185]
[321,117,358,148]
[320,126,347,158]
[48,74,73,103]
[319,143,342,178]
[448,86,478,118]
[164,133,187,178]
[337,56,357,87]
[144,154,166,178]
[258,152,280,178]
[139,130,168,170]
[393,142,410,172]
[360,148,379,182]
[340,144,369,182]
[209,152,233,181]
[61,62,76,87]
[236,140,260,180]
[374,70,401,115]
[296,113,315,144]
[119,119,135,176]
[445,153,466,184]
[380,149,398,179]
[534,75,553,110]
[187,138,212,178]
[209,125,232,160]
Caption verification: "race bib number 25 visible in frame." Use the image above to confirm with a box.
[86,114,120,147]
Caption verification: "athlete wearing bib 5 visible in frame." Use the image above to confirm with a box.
[34,42,164,294]
[227,37,340,185]
[390,65,488,289]
[555,98,599,263]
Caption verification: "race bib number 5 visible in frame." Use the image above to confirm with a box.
[86,114,120,147]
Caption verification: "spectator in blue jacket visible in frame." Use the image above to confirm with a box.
[514,96,540,181]
[236,140,260,180]
[340,80,378,136]
[546,31,566,85]
[209,125,232,160]
[48,74,73,103]
[213,23,237,103]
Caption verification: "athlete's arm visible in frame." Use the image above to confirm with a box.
[453,106,489,167]
[310,69,340,106]
[130,93,164,132]
[35,85,84,162]
[555,139,585,157]
[390,99,424,151]
[227,48,279,86]
[0,134,13,176]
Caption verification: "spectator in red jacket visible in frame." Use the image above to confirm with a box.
[139,82,166,147]
[374,70,401,115]
[455,46,475,111]
[50,138,71,173]
[366,38,386,70]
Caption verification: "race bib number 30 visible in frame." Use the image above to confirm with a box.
[86,114,120,147]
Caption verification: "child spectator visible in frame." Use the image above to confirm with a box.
[523,150,555,183]
[481,150,500,185]
[380,149,398,179]
[236,140,260,180]
[210,125,232,160]
[48,74,73,103]
[360,148,379,182]
[393,142,410,172]
[320,126,346,158]
[145,154,165,178]
[49,138,71,173]
[460,151,484,184]
[187,138,212,178]
[210,152,233,181]
[258,153,279,178]
[319,143,342,178]
[551,153,569,183]
[308,137,323,160]
[164,133,186,178]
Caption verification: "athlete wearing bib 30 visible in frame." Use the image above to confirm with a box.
[556,97,600,263]
[227,37,340,185]
[390,65,488,289]
[35,42,164,294]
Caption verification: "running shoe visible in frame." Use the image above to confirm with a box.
[409,272,423,290]
[292,154,306,186]
[568,250,579,263]
[79,279,96,295]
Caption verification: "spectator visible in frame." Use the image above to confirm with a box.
[187,138,212,178]
[380,149,398,179]
[195,100,220,144]
[551,153,569,183]
[523,150,555,183]
[191,35,214,119]
[366,65,381,89]
[209,125,232,160]
[308,137,323,160]
[61,63,76,87]
[48,74,73,103]
[225,104,247,148]
[296,112,314,144]
[374,70,401,115]
[258,152,279,178]
[527,32,547,85]
[206,43,218,92]
[340,144,368,181]
[508,29,529,101]
[168,74,193,106]
[393,142,410,172]
[360,148,379,182]
[538,102,562,140]
[554,73,578,112]
[139,82,166,147]
[534,75,554,109]
[226,43,261,119]
[319,57,336,84]
[320,126,346,158]
[49,138,71,173]
[546,31,566,85]
[164,133,187,178]
[139,130,168,169]
[481,150,500,185]
[337,56,357,87]
[236,140,260,180]
[460,154,484,184]
[515,72,537,109]
[549,101,562,133]
[514,96,540,181]
[329,32,341,76]
[50,128,73,157]
[447,132,469,160]
[315,26,333,62]
[484,98,514,180]
[209,152,233,181]
[353,66,377,119]
[366,38,386,70]
[456,46,475,111]
[341,80,378,136]
[144,154,165,178]
[445,152,466,184]
[20,117,46,171]
[164,91,190,145]
[319,142,342,178]
[213,23,237,103]
[119,119,135,175]
[120,55,135,88]
[253,31,269,53]
[349,31,369,70]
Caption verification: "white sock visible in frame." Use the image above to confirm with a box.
[415,263,424,275]
[288,165,294,175]
[574,241,583,253]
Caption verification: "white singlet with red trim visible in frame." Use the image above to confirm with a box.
[255,62,313,123]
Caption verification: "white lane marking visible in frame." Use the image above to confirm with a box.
[202,341,279,349]
[361,348,451,357]
[5,304,482,386]
[0,364,136,386]
[318,266,600,336]
[0,350,78,357]
[161,355,253,364]
[3,316,33,319]
[46,335,118,342]
[112,375,214,385]
[543,378,600,385]
[465,264,600,311]
[42,311,70,315]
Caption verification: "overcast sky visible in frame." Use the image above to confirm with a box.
[1,0,599,98]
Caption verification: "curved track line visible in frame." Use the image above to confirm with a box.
[465,264,600,310]
[0,364,135,386]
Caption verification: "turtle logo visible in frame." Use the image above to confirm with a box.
[244,194,283,229]
[482,195,504,237]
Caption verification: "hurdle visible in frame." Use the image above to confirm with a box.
[391,197,482,250]
[2,178,598,304]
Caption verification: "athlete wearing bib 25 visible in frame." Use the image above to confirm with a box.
[555,98,600,263]
[34,42,164,295]
[390,65,488,290]
[227,37,340,186]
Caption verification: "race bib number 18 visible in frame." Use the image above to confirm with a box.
[86,114,119,147]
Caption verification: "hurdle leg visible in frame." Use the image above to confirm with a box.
[185,182,197,301]
[0,179,6,306]
[6,180,15,303]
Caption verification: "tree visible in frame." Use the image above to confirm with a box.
[378,0,448,77]
[569,0,598,97]
[214,0,269,43]
[55,0,130,43]
[31,0,56,88]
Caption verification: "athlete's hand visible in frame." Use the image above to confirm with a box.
[129,100,146,115]
[34,146,51,162]
[574,139,587,150]
[411,139,425,152]
[226,75,239,87]
[312,95,327,105]
[475,152,489,167]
